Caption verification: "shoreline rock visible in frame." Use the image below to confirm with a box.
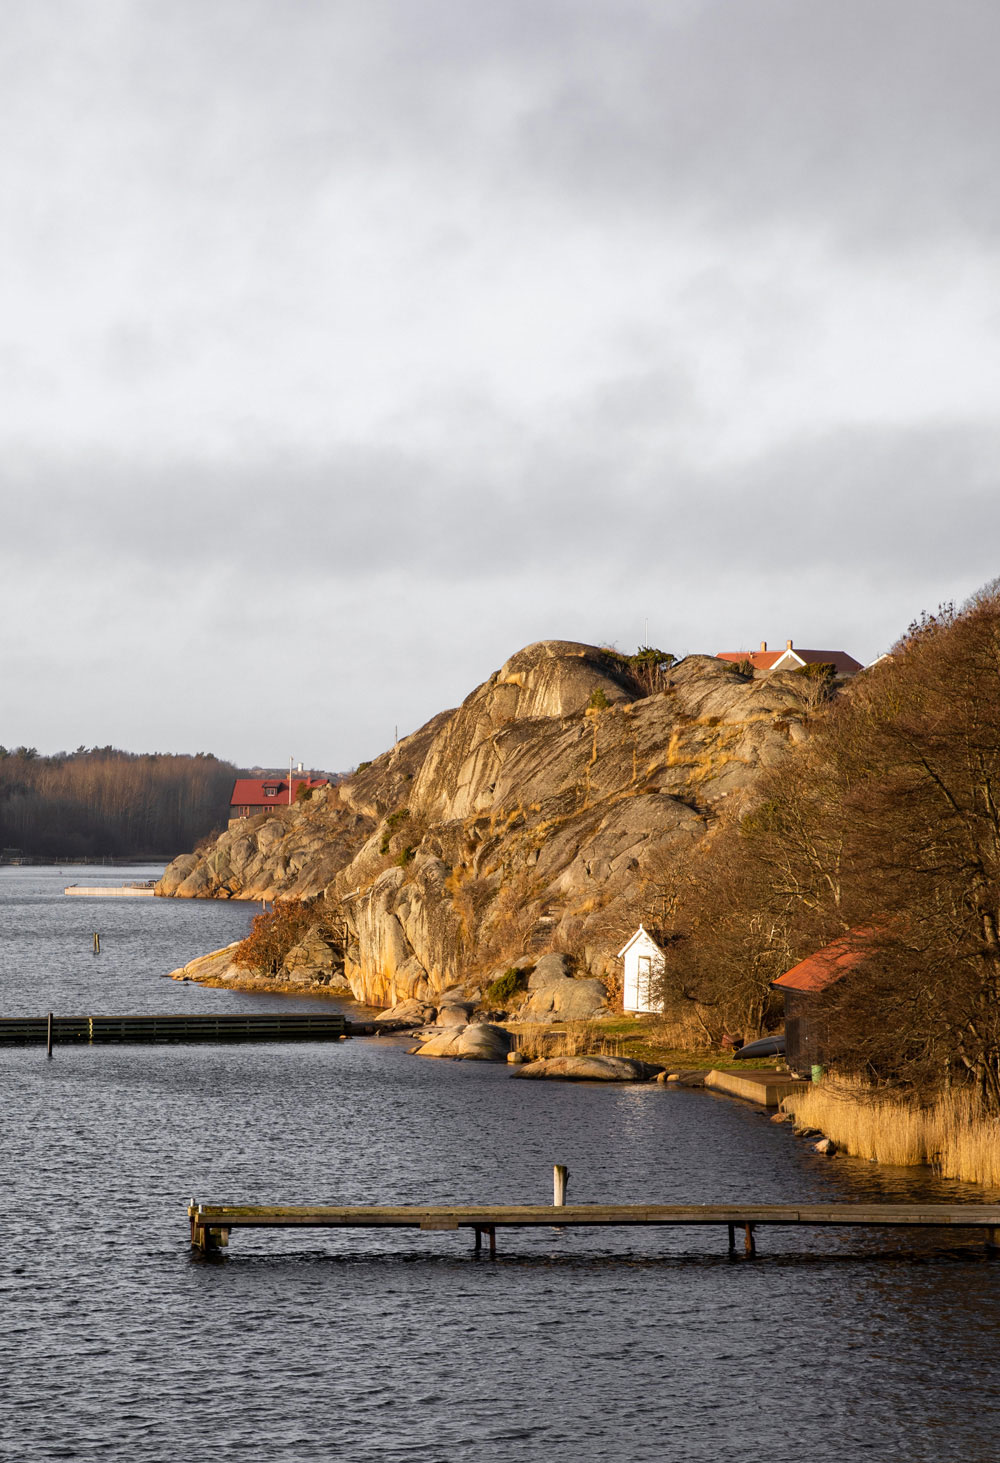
[511,1055,660,1082]
[414,1023,512,1062]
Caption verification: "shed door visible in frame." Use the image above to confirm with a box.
[636,955,652,1010]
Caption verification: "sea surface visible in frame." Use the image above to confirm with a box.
[5,866,1000,1462]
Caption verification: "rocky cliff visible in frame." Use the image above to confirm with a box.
[158,641,820,1007]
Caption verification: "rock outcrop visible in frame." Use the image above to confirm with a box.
[158,641,822,1008]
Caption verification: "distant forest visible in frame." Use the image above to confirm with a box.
[0,746,240,858]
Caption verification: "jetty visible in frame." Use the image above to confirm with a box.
[187,1200,1000,1256]
[0,1012,373,1045]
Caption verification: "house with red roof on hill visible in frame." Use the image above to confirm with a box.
[230,776,328,820]
[773,932,872,1076]
[716,640,863,677]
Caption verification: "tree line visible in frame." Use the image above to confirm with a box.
[0,746,239,858]
[651,581,1000,1110]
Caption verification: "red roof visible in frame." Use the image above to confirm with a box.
[773,934,871,993]
[230,777,328,808]
[717,645,863,676]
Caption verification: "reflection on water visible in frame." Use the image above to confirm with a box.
[6,868,1000,1462]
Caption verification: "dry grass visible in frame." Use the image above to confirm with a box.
[782,1078,1000,1187]
[510,1022,625,1060]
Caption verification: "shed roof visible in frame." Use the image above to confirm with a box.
[773,934,870,993]
[617,924,664,960]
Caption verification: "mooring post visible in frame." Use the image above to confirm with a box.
[553,1164,568,1207]
[744,1223,756,1257]
[46,1011,53,1059]
[93,932,100,954]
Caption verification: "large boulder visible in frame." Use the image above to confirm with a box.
[415,1023,512,1061]
[512,1055,659,1082]
[519,954,608,1023]
[373,997,437,1026]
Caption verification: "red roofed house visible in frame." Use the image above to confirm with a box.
[773,933,871,1076]
[716,640,863,677]
[230,777,328,820]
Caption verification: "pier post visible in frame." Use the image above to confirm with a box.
[727,1223,736,1253]
[744,1223,756,1257]
[553,1165,568,1207]
[93,932,100,954]
[486,1225,496,1259]
[473,1227,482,1254]
[46,1011,53,1059]
[987,1227,1000,1252]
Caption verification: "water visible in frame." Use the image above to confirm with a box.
[5,868,1000,1461]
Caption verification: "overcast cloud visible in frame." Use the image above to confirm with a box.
[2,0,998,770]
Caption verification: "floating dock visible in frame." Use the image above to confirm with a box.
[187,1200,1000,1256]
[0,1012,370,1045]
[64,885,156,897]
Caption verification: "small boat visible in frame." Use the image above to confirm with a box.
[732,1034,785,1060]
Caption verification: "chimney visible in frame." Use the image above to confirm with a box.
[760,641,767,652]
[786,639,793,650]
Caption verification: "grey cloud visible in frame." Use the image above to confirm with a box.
[7,2,1000,257]
[5,406,997,587]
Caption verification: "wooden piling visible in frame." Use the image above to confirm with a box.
[46,1011,53,1059]
[93,932,100,954]
[727,1223,736,1253]
[744,1222,756,1257]
[553,1165,568,1207]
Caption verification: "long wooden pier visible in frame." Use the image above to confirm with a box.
[187,1201,1000,1256]
[0,1012,369,1045]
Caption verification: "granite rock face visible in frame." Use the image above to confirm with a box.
[157,642,820,1008]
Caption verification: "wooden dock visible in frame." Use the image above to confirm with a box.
[187,1200,1000,1256]
[64,885,156,897]
[0,1012,369,1045]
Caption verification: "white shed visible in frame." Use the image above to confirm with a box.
[617,925,665,1013]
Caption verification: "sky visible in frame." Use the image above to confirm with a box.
[3,0,999,771]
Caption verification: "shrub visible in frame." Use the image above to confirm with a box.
[485,966,528,1005]
[380,806,410,854]
[356,760,372,773]
[394,846,415,868]
[233,900,316,976]
[587,688,610,711]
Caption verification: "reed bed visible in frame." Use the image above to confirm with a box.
[782,1079,1000,1187]
[511,1023,624,1060]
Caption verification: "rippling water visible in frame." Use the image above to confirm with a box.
[6,867,1000,1461]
